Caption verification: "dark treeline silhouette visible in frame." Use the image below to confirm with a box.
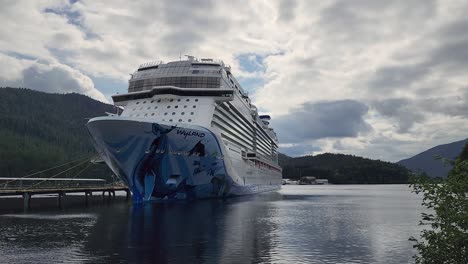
[0,87,117,181]
[279,153,410,184]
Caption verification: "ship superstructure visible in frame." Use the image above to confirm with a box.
[87,56,282,202]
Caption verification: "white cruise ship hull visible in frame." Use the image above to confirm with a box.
[87,116,281,202]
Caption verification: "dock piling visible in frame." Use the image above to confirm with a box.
[125,189,131,201]
[57,192,65,208]
[23,193,31,210]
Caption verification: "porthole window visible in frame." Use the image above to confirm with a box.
[169,119,173,122]
[151,100,154,103]
[188,119,192,122]
[144,113,148,117]
[170,99,174,102]
[184,105,187,108]
[190,112,194,115]
[136,102,140,105]
[178,119,182,122]
[195,99,199,102]
[154,106,158,109]
[167,106,171,109]
[175,106,178,108]
[143,101,146,104]
[186,99,190,102]
[193,105,196,108]
[164,112,168,116]
[172,112,175,115]
[177,99,181,102]
[157,99,161,103]
[147,107,151,110]
[151,113,155,116]
[181,112,185,115]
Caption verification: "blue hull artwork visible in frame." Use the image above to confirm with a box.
[87,117,270,202]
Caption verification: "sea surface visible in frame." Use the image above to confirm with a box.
[0,185,425,264]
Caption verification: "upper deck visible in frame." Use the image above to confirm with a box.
[128,57,231,93]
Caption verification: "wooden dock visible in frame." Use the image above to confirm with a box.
[0,185,131,210]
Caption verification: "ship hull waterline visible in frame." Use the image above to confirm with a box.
[86,117,281,202]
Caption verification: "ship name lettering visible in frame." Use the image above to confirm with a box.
[176,129,206,139]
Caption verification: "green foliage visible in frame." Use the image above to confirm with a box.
[279,153,410,184]
[409,143,468,264]
[0,87,117,181]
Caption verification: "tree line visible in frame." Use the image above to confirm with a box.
[0,87,117,181]
[279,152,410,184]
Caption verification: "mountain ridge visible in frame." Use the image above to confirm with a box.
[397,138,468,178]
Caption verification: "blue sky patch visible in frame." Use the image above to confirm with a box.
[44,5,98,39]
[236,53,267,73]
[5,51,37,61]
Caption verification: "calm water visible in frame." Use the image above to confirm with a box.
[0,185,425,264]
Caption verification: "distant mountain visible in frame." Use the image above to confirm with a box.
[0,87,116,179]
[397,138,468,178]
[279,153,410,184]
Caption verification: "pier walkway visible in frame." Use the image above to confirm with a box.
[0,179,131,210]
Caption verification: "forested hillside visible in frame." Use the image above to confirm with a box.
[0,87,116,180]
[279,153,410,184]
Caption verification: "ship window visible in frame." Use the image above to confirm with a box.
[184,105,187,108]
[157,99,161,103]
[143,101,146,104]
[167,106,171,109]
[147,107,151,110]
[177,99,181,102]
[169,119,173,122]
[188,119,192,122]
[154,106,158,109]
[186,99,190,102]
[190,112,194,115]
[136,102,140,104]
[129,76,221,90]
[172,112,175,115]
[181,112,185,115]
[164,113,168,115]
[151,113,155,116]
[193,105,196,108]
[170,99,174,102]
[195,99,199,102]
[179,119,182,122]
[144,113,148,117]
[175,106,178,108]
[151,100,154,103]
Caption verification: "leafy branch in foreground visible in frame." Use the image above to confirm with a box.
[409,144,468,264]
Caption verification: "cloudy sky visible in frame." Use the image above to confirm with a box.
[1,0,467,161]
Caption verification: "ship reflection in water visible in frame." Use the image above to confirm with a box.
[0,185,424,264]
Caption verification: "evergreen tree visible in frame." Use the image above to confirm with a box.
[409,143,468,264]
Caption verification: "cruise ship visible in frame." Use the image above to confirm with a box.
[86,56,282,202]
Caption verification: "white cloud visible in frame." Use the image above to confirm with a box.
[0,0,467,161]
[0,53,107,102]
